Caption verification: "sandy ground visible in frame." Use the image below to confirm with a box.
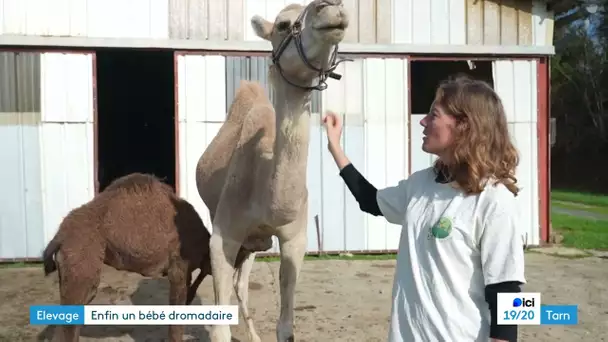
[1,252,606,342]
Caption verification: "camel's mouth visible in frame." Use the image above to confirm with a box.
[315,22,347,31]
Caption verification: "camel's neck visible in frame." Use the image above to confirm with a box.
[266,78,311,214]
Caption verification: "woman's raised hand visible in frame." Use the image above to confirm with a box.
[322,110,343,148]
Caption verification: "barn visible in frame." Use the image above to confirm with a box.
[0,0,554,260]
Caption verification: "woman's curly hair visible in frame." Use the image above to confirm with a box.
[433,75,520,196]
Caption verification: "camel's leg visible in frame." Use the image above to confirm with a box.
[276,210,308,342]
[233,252,261,342]
[208,217,247,342]
[55,250,102,342]
[168,257,188,342]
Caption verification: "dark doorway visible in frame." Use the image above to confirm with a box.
[410,60,494,114]
[95,49,176,192]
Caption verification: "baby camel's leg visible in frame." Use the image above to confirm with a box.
[55,249,102,342]
[233,252,261,342]
[168,257,188,342]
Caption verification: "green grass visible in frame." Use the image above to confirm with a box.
[551,189,608,209]
[551,212,608,250]
[0,261,41,269]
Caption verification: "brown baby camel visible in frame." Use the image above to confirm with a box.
[41,173,247,342]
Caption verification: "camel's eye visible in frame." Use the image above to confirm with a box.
[276,20,291,32]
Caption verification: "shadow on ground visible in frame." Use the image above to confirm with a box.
[35,278,240,342]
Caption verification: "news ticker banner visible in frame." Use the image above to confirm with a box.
[497,292,578,325]
[30,305,239,325]
[31,294,576,327]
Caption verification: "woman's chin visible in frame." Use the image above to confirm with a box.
[422,138,431,152]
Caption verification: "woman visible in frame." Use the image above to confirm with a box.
[323,76,526,342]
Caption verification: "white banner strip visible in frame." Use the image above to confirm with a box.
[83,305,239,325]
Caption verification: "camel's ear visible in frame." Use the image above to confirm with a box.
[251,15,273,41]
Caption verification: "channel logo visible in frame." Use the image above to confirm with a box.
[513,297,536,308]
[497,292,541,325]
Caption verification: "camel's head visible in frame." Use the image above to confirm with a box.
[251,0,349,90]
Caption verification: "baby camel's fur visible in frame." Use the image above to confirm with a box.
[42,173,247,342]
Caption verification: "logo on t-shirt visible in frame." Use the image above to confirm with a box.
[428,217,453,240]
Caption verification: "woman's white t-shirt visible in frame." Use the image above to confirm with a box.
[376,167,527,342]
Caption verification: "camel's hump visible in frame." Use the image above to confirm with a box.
[236,80,267,99]
[226,80,270,121]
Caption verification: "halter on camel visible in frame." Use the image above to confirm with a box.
[270,0,352,91]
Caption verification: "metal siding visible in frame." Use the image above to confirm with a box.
[16,52,41,112]
[1,0,552,47]
[342,59,366,251]
[319,57,409,252]
[176,54,227,236]
[493,60,539,246]
[0,52,40,112]
[0,51,43,260]
[0,52,17,112]
[364,58,387,250]
[41,53,94,122]
[307,112,323,253]
[39,52,95,248]
[225,56,272,109]
[390,0,551,46]
[0,0,169,38]
[392,0,467,44]
[168,0,244,40]
[380,58,408,249]
[319,60,347,252]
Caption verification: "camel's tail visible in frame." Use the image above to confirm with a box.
[42,234,62,276]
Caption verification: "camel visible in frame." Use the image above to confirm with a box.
[194,1,349,341]
[41,173,248,342]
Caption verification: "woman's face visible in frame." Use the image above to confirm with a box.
[420,103,457,158]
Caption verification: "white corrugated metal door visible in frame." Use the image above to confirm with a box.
[39,52,95,245]
[493,59,540,246]
[175,52,226,233]
[320,57,409,253]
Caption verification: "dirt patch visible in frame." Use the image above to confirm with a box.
[1,254,606,341]
[355,272,371,278]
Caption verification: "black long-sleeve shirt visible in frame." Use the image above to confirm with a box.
[338,163,520,342]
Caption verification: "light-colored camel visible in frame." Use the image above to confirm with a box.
[194,1,349,341]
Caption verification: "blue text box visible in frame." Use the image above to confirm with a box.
[30,305,85,325]
[540,305,578,325]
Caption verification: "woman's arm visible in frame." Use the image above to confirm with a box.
[485,281,522,342]
[329,142,383,216]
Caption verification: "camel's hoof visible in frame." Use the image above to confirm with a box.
[286,336,294,342]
